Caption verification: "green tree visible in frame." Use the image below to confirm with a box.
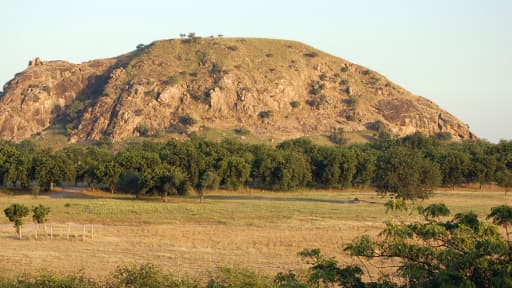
[284,204,512,287]
[350,146,376,189]
[217,156,250,190]
[94,160,121,194]
[116,171,144,195]
[374,146,441,200]
[158,166,188,201]
[32,204,50,224]
[197,171,220,203]
[4,203,30,239]
[0,140,18,187]
[438,150,470,189]
[33,151,75,192]
[417,203,451,221]
[32,204,50,240]
[495,168,512,195]
[252,149,311,191]
[487,205,512,242]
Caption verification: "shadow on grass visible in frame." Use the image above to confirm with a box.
[204,194,378,205]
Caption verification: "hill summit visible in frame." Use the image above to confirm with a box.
[0,37,474,143]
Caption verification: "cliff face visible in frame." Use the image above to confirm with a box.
[0,38,474,143]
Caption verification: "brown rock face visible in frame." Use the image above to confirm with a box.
[0,38,474,142]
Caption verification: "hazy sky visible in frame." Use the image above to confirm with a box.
[1,0,510,142]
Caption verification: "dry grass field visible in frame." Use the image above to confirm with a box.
[0,187,510,280]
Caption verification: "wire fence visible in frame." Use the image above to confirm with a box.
[0,223,95,240]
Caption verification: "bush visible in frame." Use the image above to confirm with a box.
[328,128,347,145]
[435,132,452,141]
[290,101,301,108]
[135,125,149,137]
[226,45,238,51]
[179,115,197,126]
[306,94,327,108]
[207,267,273,288]
[340,66,349,73]
[304,52,319,58]
[308,81,325,96]
[344,96,358,108]
[234,128,251,136]
[163,76,177,86]
[258,110,273,119]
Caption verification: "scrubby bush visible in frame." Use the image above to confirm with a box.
[289,101,301,108]
[258,110,273,119]
[306,94,327,109]
[328,128,347,145]
[226,45,238,51]
[234,128,251,136]
[303,52,319,58]
[179,115,197,126]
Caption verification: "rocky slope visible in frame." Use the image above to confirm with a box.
[0,37,474,143]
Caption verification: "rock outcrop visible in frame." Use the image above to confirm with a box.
[0,38,474,142]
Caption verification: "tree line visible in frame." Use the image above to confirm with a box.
[0,132,511,199]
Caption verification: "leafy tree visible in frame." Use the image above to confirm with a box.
[495,168,512,195]
[4,203,30,239]
[282,204,512,287]
[116,171,143,195]
[158,165,188,201]
[438,150,470,189]
[94,160,121,194]
[374,146,441,200]
[417,203,451,221]
[252,149,311,191]
[217,156,250,190]
[311,147,342,187]
[32,204,50,224]
[33,150,75,192]
[197,171,220,203]
[0,140,18,186]
[350,146,376,189]
[487,205,512,242]
[384,199,407,214]
[32,204,50,240]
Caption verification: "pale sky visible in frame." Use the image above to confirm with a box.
[1,0,510,142]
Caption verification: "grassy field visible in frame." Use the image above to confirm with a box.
[0,187,510,280]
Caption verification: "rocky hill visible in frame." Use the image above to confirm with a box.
[0,37,474,143]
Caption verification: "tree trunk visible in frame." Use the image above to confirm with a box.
[17,226,22,240]
[110,184,114,194]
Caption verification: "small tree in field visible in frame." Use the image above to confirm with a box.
[32,204,50,239]
[197,171,220,203]
[4,203,30,239]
